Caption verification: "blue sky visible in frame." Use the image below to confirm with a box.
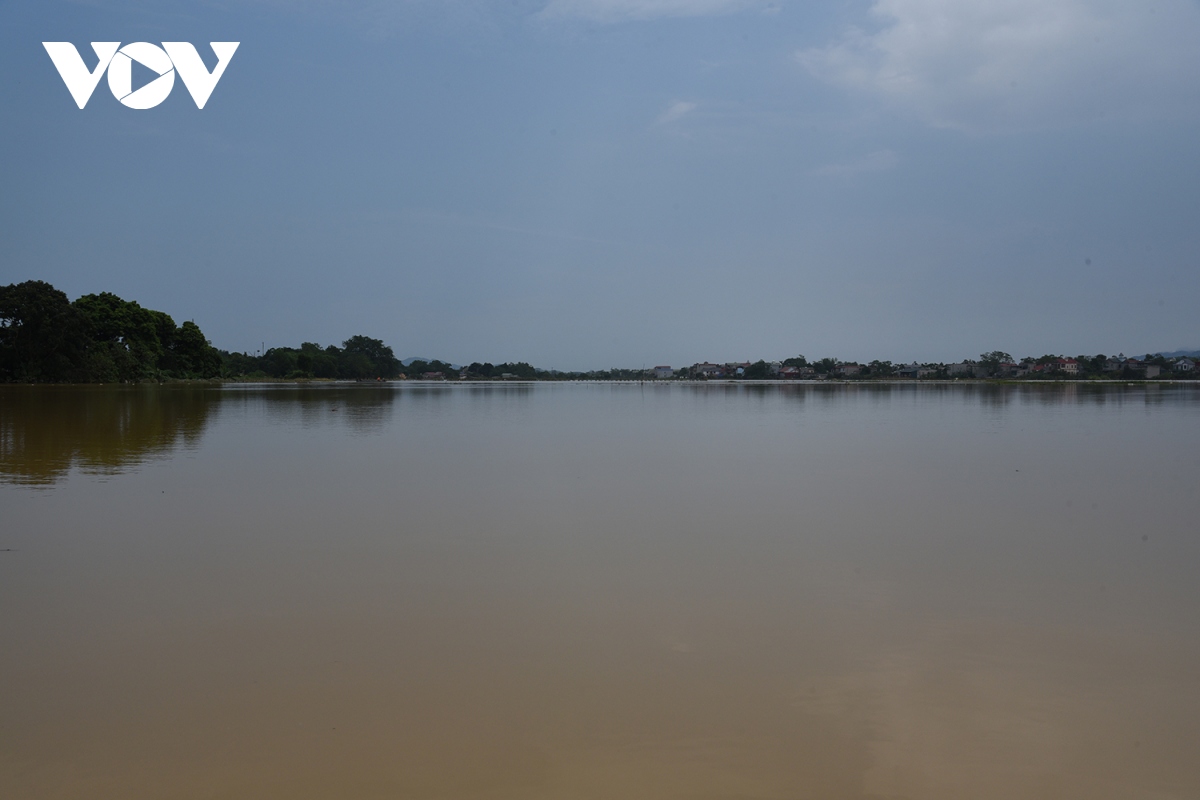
[2,0,1198,368]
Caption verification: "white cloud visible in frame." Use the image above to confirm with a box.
[798,0,1200,131]
[656,100,697,125]
[539,0,763,23]
[814,149,898,177]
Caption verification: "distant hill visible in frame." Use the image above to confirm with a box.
[1149,349,1200,359]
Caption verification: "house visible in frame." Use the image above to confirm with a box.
[652,366,673,379]
[917,366,938,378]
[835,363,863,377]
[780,366,815,379]
[947,361,982,377]
[1174,358,1195,372]
[896,363,920,379]
[1145,365,1162,378]
[693,362,723,378]
[1037,358,1079,375]
[1103,356,1124,372]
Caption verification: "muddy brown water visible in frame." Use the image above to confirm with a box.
[2,382,1198,799]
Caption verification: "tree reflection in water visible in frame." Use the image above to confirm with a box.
[0,385,218,486]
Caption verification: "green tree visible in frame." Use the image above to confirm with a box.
[743,360,771,379]
[342,335,399,379]
[466,362,495,378]
[495,361,537,379]
[813,357,838,375]
[73,292,166,382]
[341,352,374,380]
[979,351,1013,376]
[263,347,300,378]
[0,280,89,382]
[169,321,221,378]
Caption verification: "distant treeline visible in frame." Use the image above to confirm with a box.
[0,280,596,383]
[0,280,410,383]
[223,349,642,381]
[7,279,1192,385]
[225,338,401,381]
[1,281,661,383]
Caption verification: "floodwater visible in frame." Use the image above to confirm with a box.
[1,382,1198,799]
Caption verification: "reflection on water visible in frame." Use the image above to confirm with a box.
[1,383,1199,799]
[0,385,218,485]
[0,382,1181,487]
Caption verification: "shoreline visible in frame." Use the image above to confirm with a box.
[3,378,1198,388]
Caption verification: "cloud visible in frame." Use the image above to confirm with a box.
[814,149,898,177]
[539,0,764,23]
[798,0,1200,131]
[656,100,697,125]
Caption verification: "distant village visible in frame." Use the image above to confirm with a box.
[426,352,1200,381]
[641,353,1197,382]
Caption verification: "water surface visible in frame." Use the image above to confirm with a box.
[2,383,1198,799]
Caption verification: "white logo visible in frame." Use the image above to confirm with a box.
[42,42,239,109]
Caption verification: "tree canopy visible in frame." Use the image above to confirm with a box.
[0,280,222,383]
[225,336,402,380]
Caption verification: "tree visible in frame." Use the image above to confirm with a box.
[73,292,165,382]
[466,362,495,378]
[342,335,399,379]
[1145,353,1169,367]
[813,357,838,375]
[979,351,1013,375]
[169,321,221,378]
[289,342,338,379]
[743,360,770,379]
[341,352,374,380]
[0,280,89,382]
[495,361,537,379]
[263,347,299,378]
[1078,354,1107,376]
